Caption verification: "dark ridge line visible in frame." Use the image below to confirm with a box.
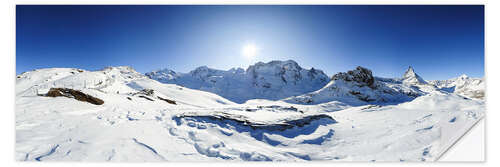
[132,138,166,160]
[34,144,60,161]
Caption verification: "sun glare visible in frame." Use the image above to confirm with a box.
[242,44,258,58]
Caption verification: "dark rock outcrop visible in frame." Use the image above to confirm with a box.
[157,96,176,105]
[45,88,104,105]
[331,66,375,87]
[174,112,336,131]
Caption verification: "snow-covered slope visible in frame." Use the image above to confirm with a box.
[284,66,424,105]
[15,65,484,162]
[429,75,485,99]
[16,66,235,108]
[145,60,330,103]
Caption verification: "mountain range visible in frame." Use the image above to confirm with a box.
[146,60,484,104]
[145,60,330,103]
[15,60,485,161]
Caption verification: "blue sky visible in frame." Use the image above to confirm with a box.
[16,5,484,80]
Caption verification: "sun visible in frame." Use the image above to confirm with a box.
[242,44,258,58]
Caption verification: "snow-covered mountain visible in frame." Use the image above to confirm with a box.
[402,66,428,85]
[429,74,485,99]
[16,66,235,108]
[145,60,330,103]
[284,66,424,105]
[15,64,484,162]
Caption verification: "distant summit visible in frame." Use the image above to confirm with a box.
[146,62,485,103]
[402,66,428,85]
[429,74,485,99]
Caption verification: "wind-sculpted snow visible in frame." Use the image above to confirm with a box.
[15,65,484,161]
[146,60,329,103]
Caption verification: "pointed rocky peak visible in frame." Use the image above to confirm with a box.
[458,74,469,79]
[332,66,375,87]
[403,66,416,78]
[402,66,427,85]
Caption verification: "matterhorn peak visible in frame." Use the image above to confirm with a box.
[458,74,469,79]
[403,66,416,77]
[402,66,427,85]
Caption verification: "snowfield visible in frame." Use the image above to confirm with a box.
[15,64,484,162]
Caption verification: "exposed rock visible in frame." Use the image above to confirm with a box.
[44,88,104,105]
[285,66,424,105]
[132,89,155,96]
[174,112,336,131]
[157,96,176,105]
[332,66,375,87]
[138,95,154,101]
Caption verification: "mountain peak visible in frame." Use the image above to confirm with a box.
[403,66,415,77]
[331,66,375,87]
[145,68,178,81]
[402,66,427,85]
[249,60,301,70]
[459,74,469,79]
[147,59,329,103]
[101,66,142,75]
[228,67,245,74]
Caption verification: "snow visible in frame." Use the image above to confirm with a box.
[15,65,484,162]
[284,66,424,105]
[428,74,485,99]
[145,60,329,103]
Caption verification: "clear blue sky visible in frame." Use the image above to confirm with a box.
[16,5,484,80]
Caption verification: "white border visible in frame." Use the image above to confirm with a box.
[2,0,497,166]
[440,119,485,161]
